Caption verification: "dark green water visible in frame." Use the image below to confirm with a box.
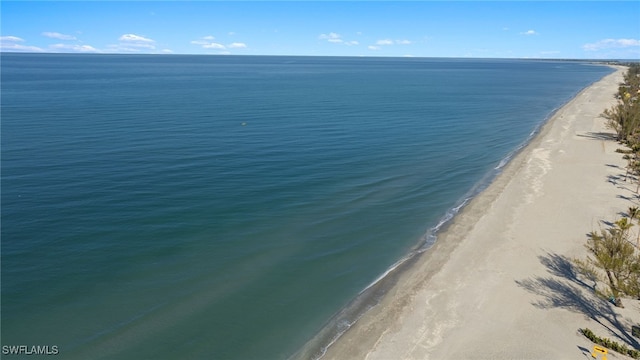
[1,54,613,359]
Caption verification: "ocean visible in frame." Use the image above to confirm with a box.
[1,54,613,359]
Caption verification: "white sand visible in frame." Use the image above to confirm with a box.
[322,66,640,360]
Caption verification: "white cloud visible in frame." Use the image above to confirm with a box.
[119,34,155,43]
[192,36,243,50]
[319,32,341,41]
[203,42,226,49]
[0,35,25,42]
[373,39,410,47]
[583,38,640,51]
[520,30,538,36]
[42,32,77,40]
[1,33,100,53]
[0,36,44,52]
[161,49,174,54]
[368,45,380,50]
[319,32,343,43]
[1,43,44,52]
[50,43,99,53]
[228,32,236,36]
[6,45,44,52]
[319,32,361,46]
[617,39,640,47]
[109,34,157,52]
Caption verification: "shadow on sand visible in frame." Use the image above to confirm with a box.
[604,162,640,203]
[577,345,596,360]
[577,132,619,141]
[515,252,640,350]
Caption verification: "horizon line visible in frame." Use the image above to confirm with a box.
[1,52,638,62]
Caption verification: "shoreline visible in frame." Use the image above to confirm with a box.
[291,71,613,360]
[311,66,640,359]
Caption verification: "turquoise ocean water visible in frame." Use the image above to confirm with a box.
[1,54,613,359]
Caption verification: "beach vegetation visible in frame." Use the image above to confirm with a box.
[616,148,633,154]
[621,146,640,189]
[580,328,640,359]
[628,206,640,245]
[607,65,640,192]
[571,65,640,356]
[604,64,640,143]
[574,218,640,307]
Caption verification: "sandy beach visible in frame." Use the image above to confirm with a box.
[322,66,640,360]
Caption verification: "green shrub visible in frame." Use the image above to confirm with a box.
[579,328,640,359]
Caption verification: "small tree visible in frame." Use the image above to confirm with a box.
[603,64,640,143]
[620,254,640,300]
[574,218,639,307]
[604,104,628,140]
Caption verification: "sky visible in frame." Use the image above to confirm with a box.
[1,1,639,59]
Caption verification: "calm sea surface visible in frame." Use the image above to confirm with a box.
[1,54,612,359]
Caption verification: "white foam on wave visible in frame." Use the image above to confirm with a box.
[360,255,413,295]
